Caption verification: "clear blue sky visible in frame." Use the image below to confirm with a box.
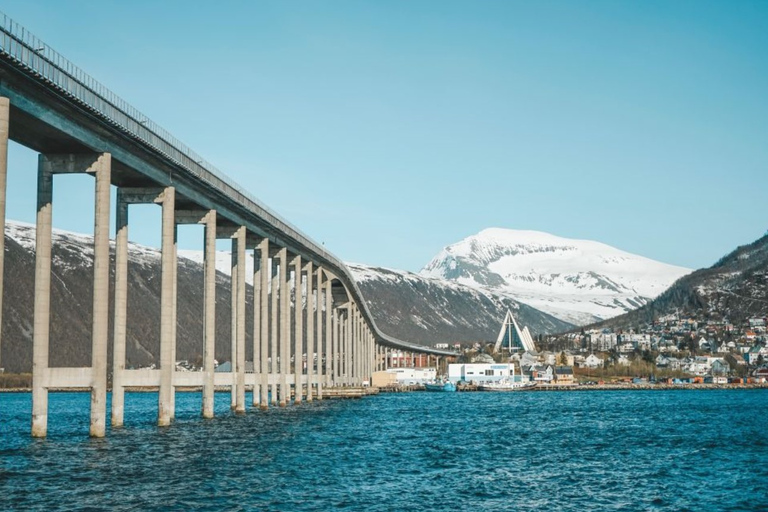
[2,1,767,272]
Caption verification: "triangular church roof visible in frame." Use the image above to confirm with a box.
[494,310,536,352]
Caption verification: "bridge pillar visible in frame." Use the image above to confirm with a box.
[334,307,342,386]
[0,98,7,374]
[111,193,128,428]
[111,188,185,427]
[31,156,53,438]
[304,261,314,402]
[158,186,176,427]
[346,306,352,386]
[234,227,246,414]
[316,268,325,399]
[352,305,358,385]
[175,210,218,418]
[292,255,303,404]
[270,256,279,405]
[326,277,335,387]
[258,239,270,410]
[201,211,217,418]
[250,238,261,408]
[278,248,289,406]
[31,153,111,438]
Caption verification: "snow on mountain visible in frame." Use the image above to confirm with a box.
[420,228,692,325]
[346,262,573,344]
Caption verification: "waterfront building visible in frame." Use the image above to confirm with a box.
[447,363,527,384]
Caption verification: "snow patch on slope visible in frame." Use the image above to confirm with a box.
[421,228,692,324]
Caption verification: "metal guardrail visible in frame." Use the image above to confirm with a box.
[0,11,457,357]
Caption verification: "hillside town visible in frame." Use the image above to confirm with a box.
[526,312,768,384]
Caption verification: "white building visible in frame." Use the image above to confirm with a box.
[386,367,436,385]
[448,363,527,384]
[582,354,604,369]
[494,310,536,352]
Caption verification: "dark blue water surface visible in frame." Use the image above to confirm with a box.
[1,389,767,511]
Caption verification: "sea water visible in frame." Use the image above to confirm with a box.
[1,389,766,511]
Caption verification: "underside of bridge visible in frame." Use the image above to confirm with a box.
[0,13,457,438]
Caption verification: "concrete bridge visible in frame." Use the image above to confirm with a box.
[0,12,456,437]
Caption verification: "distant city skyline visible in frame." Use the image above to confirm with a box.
[2,1,766,272]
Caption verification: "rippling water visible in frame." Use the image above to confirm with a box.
[1,389,767,511]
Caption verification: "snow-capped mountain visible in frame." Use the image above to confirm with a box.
[347,263,572,344]
[420,228,692,326]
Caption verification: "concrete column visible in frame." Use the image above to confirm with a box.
[278,248,289,406]
[333,308,340,386]
[169,222,178,419]
[235,228,246,414]
[259,239,269,409]
[305,261,314,402]
[351,310,357,385]
[158,186,176,427]
[111,194,128,427]
[0,98,8,373]
[326,278,334,387]
[315,268,324,399]
[31,156,53,438]
[345,308,351,386]
[202,211,217,418]
[358,314,363,385]
[270,258,278,405]
[229,241,238,410]
[352,310,358,384]
[293,256,303,404]
[89,154,111,438]
[252,243,261,408]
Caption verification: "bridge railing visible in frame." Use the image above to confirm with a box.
[0,12,457,358]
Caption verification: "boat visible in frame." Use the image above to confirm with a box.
[424,380,456,392]
[477,379,536,391]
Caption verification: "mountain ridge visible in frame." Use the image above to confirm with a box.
[420,228,692,325]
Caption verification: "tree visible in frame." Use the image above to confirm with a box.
[559,351,568,366]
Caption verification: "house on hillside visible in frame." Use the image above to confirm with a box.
[746,345,768,365]
[525,364,554,383]
[555,366,574,384]
[582,354,604,369]
[711,359,731,376]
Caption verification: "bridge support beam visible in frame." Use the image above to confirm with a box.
[345,305,352,386]
[249,237,260,408]
[326,275,334,388]
[0,98,8,374]
[304,261,310,402]
[316,268,324,399]
[278,248,289,406]
[175,210,218,419]
[111,188,181,427]
[292,255,303,404]
[158,186,176,427]
[201,212,217,418]
[270,256,279,405]
[258,239,270,409]
[32,153,111,438]
[217,225,246,413]
[234,227,246,414]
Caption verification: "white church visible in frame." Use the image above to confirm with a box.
[493,309,536,353]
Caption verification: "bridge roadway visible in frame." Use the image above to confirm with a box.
[0,12,457,437]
